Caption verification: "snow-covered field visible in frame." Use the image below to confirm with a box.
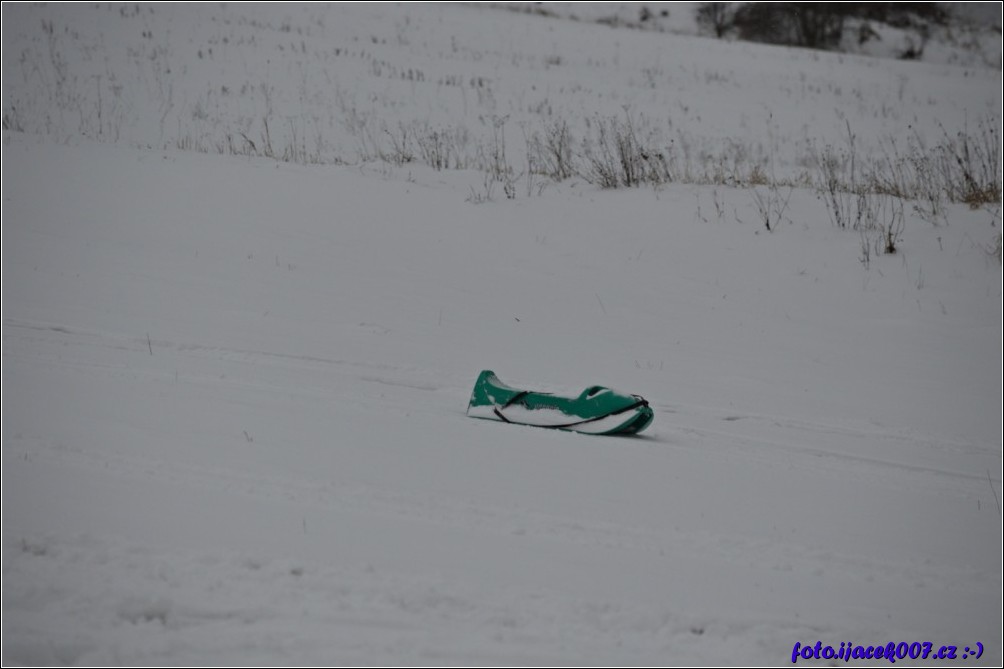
[2,3,1002,665]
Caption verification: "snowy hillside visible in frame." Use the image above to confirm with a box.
[3,3,1002,665]
[506,2,1003,68]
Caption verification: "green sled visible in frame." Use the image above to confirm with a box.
[466,370,654,435]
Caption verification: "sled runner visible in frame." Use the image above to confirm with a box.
[466,370,653,435]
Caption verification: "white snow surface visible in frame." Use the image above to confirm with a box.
[2,3,1002,666]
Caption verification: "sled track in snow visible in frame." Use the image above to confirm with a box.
[4,317,997,489]
[663,407,996,487]
[3,318,459,396]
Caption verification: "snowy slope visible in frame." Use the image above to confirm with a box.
[3,3,1002,666]
[514,2,1003,68]
[2,3,1000,176]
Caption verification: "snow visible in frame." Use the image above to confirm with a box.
[2,3,1002,666]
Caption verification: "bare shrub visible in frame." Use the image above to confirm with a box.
[880,197,906,254]
[580,112,673,189]
[415,125,453,170]
[864,114,999,221]
[381,122,415,165]
[815,121,877,230]
[750,182,793,231]
[477,116,518,199]
[869,132,946,224]
[935,116,1001,208]
[412,122,470,171]
[527,119,576,181]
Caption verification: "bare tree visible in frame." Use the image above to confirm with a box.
[696,3,735,39]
